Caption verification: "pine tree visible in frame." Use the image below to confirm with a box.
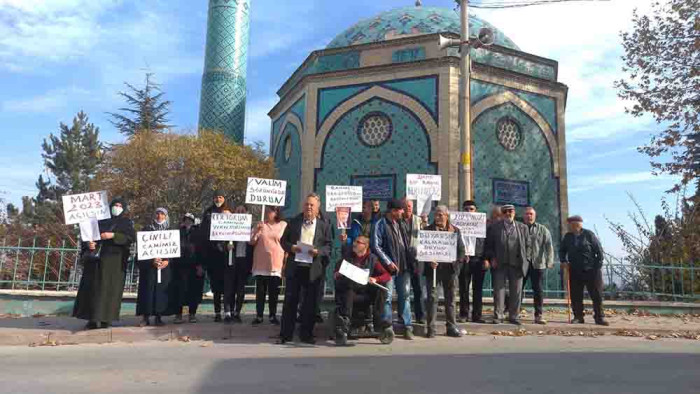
[108,73,173,137]
[24,111,104,226]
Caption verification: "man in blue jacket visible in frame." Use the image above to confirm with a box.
[371,198,415,340]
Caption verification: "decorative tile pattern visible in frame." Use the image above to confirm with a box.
[271,95,306,149]
[317,76,438,130]
[274,123,302,218]
[392,46,426,63]
[199,0,251,143]
[316,97,436,205]
[472,102,561,257]
[326,6,519,51]
[472,48,556,81]
[471,80,558,134]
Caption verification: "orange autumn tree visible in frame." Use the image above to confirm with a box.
[95,130,275,227]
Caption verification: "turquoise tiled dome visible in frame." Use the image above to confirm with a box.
[327,6,519,51]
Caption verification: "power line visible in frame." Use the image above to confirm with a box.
[468,0,610,9]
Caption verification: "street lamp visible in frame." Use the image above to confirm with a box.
[439,0,494,204]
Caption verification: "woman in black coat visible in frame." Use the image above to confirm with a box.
[171,213,205,324]
[199,190,231,322]
[73,198,135,329]
[136,207,174,326]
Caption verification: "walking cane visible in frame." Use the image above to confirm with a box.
[565,264,571,324]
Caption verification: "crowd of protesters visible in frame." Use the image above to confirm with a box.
[72,190,608,345]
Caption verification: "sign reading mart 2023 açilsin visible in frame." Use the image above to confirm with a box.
[493,178,530,207]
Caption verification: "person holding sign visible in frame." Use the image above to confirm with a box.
[223,205,254,324]
[422,205,467,338]
[250,206,287,326]
[136,208,174,327]
[484,204,529,325]
[278,193,332,345]
[371,198,415,340]
[340,200,377,256]
[458,200,488,324]
[199,190,231,322]
[73,198,135,330]
[333,236,392,346]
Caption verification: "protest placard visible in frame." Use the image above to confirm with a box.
[325,185,363,212]
[79,218,101,242]
[406,174,441,201]
[338,260,370,285]
[416,231,458,263]
[209,213,252,242]
[62,191,111,225]
[449,212,487,238]
[137,230,181,261]
[294,241,314,264]
[245,177,287,206]
[336,207,351,230]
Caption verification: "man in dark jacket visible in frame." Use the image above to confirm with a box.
[560,215,609,326]
[333,236,393,346]
[278,193,333,344]
[458,200,488,323]
[371,198,415,340]
[484,204,529,325]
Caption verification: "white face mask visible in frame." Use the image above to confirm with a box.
[214,201,224,208]
[111,206,123,217]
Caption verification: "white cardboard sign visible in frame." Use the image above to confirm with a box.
[137,230,181,261]
[416,230,458,263]
[209,213,252,242]
[325,185,363,212]
[406,174,441,201]
[79,218,101,242]
[62,191,110,225]
[338,260,370,285]
[449,212,487,238]
[245,177,287,206]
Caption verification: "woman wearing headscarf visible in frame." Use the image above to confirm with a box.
[136,207,174,326]
[73,197,135,329]
[223,205,254,323]
[199,190,231,322]
[171,213,204,324]
[250,205,287,325]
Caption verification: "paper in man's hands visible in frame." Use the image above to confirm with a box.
[338,260,370,285]
[79,218,101,242]
[294,241,314,264]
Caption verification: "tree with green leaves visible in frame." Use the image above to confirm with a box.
[21,111,104,227]
[108,73,173,137]
[615,0,699,194]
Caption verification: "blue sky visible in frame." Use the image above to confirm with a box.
[0,0,679,256]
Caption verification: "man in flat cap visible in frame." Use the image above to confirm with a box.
[484,204,528,324]
[560,215,609,325]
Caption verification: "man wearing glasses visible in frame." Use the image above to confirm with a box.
[484,204,528,325]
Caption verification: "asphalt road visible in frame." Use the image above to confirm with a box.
[1,336,698,394]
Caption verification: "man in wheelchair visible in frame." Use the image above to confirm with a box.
[333,235,393,346]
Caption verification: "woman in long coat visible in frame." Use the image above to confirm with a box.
[73,198,135,329]
[170,213,205,324]
[136,207,174,326]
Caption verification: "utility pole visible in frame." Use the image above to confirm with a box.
[458,0,472,203]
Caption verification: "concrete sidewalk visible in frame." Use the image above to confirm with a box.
[1,309,699,347]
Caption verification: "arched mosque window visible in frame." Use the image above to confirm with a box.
[284,135,292,162]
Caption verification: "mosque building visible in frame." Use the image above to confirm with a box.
[268,3,569,240]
